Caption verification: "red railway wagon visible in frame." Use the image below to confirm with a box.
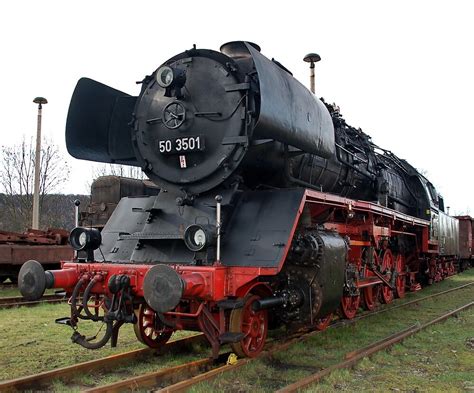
[456,215,474,269]
[0,229,73,283]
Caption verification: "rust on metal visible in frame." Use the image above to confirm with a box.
[83,356,225,393]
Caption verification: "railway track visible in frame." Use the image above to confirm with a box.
[154,284,474,393]
[0,334,207,392]
[0,293,67,309]
[1,280,472,392]
[276,301,474,393]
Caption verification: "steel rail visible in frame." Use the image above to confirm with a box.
[349,280,474,323]
[83,353,232,393]
[0,294,67,309]
[276,301,474,393]
[0,334,206,392]
[84,330,318,393]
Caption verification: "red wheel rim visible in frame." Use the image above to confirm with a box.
[395,254,406,298]
[340,295,360,319]
[133,304,173,348]
[362,249,379,311]
[315,313,333,330]
[363,285,379,311]
[230,295,268,358]
[380,249,394,304]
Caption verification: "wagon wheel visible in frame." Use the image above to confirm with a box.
[230,295,268,358]
[380,249,394,304]
[340,294,360,319]
[133,304,173,348]
[315,313,333,331]
[395,254,406,298]
[363,285,380,311]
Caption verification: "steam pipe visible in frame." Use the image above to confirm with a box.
[71,322,113,350]
[252,296,286,311]
[82,277,103,321]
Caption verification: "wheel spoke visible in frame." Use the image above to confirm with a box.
[230,294,268,358]
[133,304,173,348]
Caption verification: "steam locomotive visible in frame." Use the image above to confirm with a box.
[19,41,460,357]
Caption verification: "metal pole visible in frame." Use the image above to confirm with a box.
[74,199,81,227]
[309,63,315,94]
[215,195,222,263]
[32,97,47,229]
[303,53,321,94]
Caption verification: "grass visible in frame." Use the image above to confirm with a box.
[310,308,474,392]
[190,269,474,392]
[0,300,202,390]
[0,302,142,381]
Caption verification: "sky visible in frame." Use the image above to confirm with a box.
[0,0,473,214]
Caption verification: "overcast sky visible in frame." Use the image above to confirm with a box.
[1,0,473,214]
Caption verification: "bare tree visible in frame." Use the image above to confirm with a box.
[92,163,145,179]
[0,138,71,231]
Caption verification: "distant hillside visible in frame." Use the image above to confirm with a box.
[0,193,90,232]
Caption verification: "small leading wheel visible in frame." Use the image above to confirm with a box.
[230,295,268,358]
[315,313,333,331]
[380,249,394,304]
[133,304,173,348]
[395,254,406,299]
[362,285,380,311]
[340,294,360,319]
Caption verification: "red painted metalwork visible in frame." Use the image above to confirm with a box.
[340,295,360,319]
[50,268,78,288]
[54,262,279,301]
[133,304,173,348]
[362,285,379,311]
[395,254,406,298]
[315,313,333,331]
[380,249,394,304]
[229,294,268,358]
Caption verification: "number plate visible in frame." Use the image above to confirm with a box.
[158,136,205,155]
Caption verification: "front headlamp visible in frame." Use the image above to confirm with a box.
[155,65,186,95]
[156,66,174,88]
[69,227,102,251]
[184,224,215,252]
